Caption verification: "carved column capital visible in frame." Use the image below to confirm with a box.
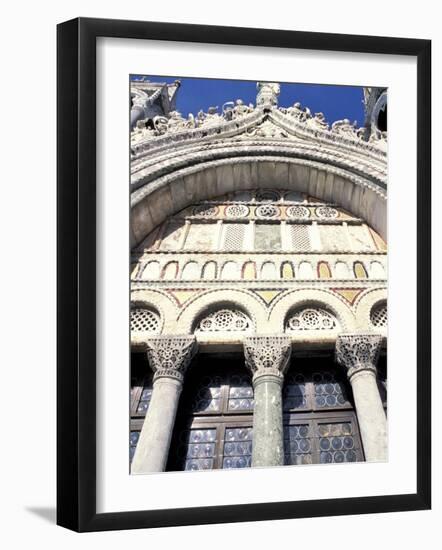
[145,335,197,383]
[243,335,291,384]
[335,332,384,380]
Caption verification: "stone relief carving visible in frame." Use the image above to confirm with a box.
[335,333,383,379]
[130,80,388,166]
[195,308,252,333]
[145,335,197,383]
[331,118,365,141]
[243,335,292,381]
[285,307,338,331]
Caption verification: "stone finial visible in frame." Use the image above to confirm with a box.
[335,333,384,380]
[243,335,291,382]
[145,335,197,383]
[256,82,280,108]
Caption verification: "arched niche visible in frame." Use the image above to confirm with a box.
[131,157,387,249]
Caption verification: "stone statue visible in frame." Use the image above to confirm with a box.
[256,82,280,108]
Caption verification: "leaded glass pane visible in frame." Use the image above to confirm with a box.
[191,376,222,413]
[317,422,361,463]
[313,371,351,409]
[178,428,217,471]
[284,424,313,465]
[283,373,307,410]
[228,375,254,411]
[129,430,140,463]
[222,427,253,469]
[135,380,153,416]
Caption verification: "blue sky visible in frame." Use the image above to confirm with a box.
[131,75,365,127]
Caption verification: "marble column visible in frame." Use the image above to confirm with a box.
[243,336,292,468]
[131,335,197,474]
[335,333,387,462]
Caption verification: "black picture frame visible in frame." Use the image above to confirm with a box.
[57,17,431,532]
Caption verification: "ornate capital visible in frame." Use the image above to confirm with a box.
[145,335,197,383]
[243,335,291,383]
[335,333,384,379]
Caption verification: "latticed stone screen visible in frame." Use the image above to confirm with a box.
[371,302,387,327]
[130,307,161,333]
[222,223,246,251]
[195,308,252,333]
[285,307,338,331]
[289,224,311,251]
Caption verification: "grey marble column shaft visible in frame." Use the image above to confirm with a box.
[131,335,197,474]
[336,333,387,462]
[244,336,291,468]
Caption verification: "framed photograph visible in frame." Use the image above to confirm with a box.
[57,17,431,532]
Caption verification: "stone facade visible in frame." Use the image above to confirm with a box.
[129,81,388,472]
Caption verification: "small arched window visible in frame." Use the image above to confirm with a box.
[130,307,161,334]
[370,302,387,328]
[195,308,252,334]
[285,307,339,332]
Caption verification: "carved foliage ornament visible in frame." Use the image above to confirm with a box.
[335,333,383,380]
[243,335,292,381]
[145,335,197,383]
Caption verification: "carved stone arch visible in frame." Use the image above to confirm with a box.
[176,288,267,336]
[201,260,217,280]
[298,260,315,279]
[161,260,179,280]
[181,260,200,280]
[353,287,387,333]
[220,260,240,280]
[268,288,356,335]
[369,260,386,279]
[131,157,387,249]
[260,261,278,280]
[139,259,161,280]
[333,260,351,279]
